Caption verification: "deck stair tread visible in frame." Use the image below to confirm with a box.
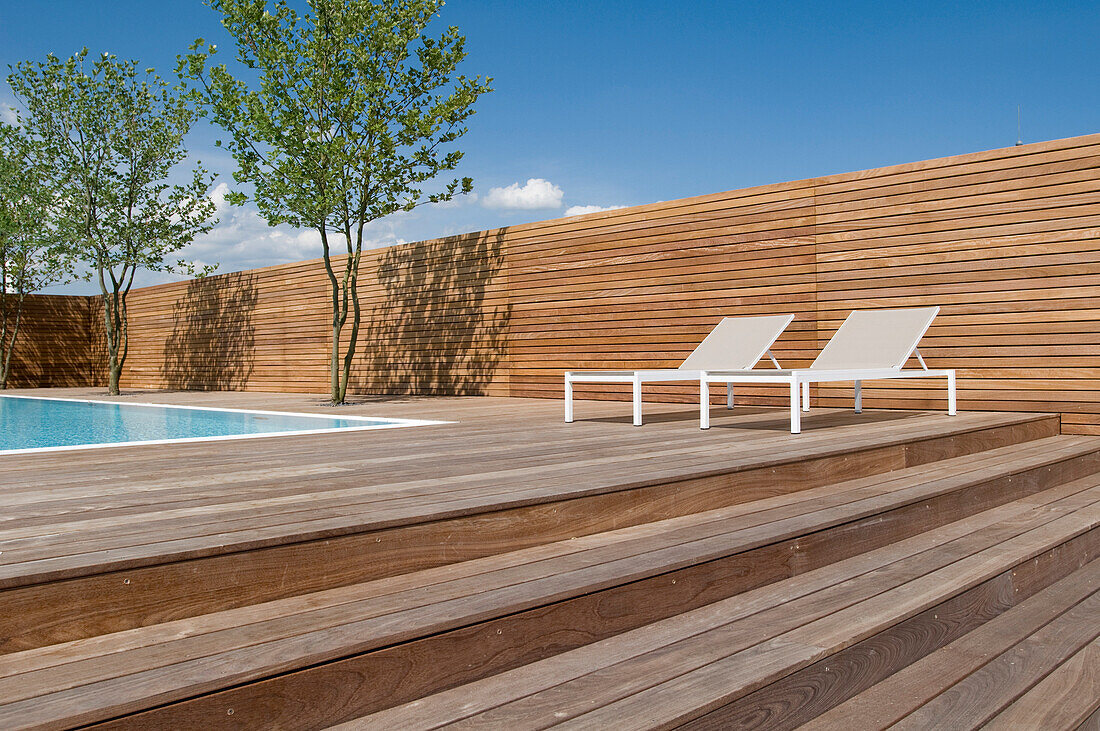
[0,435,1098,728]
[0,410,1044,492]
[0,435,1089,669]
[0,422,1083,581]
[5,408,984,520]
[0,410,1056,587]
[333,489,1100,730]
[0,425,1087,554]
[893,594,1100,730]
[804,555,1100,730]
[983,635,1100,729]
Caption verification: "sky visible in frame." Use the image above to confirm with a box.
[1,0,1097,294]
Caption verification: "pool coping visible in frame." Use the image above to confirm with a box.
[0,394,452,456]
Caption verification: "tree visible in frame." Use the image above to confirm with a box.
[0,122,74,387]
[8,50,218,395]
[182,0,491,404]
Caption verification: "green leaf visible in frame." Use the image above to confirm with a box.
[6,48,218,393]
[183,0,492,403]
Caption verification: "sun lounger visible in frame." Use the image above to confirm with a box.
[565,313,795,426]
[699,306,956,433]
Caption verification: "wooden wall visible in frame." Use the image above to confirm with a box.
[13,133,1100,433]
[112,229,512,396]
[812,136,1100,434]
[502,132,1100,434]
[4,295,96,388]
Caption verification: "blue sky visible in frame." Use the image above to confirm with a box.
[1,1,1097,293]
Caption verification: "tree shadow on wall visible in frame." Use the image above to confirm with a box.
[355,229,511,396]
[160,271,258,390]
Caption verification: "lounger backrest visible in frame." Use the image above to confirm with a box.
[810,307,940,371]
[678,314,795,370]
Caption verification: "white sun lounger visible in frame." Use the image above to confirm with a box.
[565,313,795,426]
[699,306,956,434]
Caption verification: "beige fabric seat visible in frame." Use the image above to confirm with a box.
[700,307,956,433]
[565,314,795,426]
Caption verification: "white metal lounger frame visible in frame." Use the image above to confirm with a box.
[698,307,956,434]
[565,313,795,426]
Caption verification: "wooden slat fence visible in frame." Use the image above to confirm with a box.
[11,133,1100,432]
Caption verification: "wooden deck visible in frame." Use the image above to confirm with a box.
[0,389,1097,729]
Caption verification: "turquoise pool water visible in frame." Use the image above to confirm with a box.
[0,395,421,453]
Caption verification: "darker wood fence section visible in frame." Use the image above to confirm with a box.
[5,295,96,388]
[13,133,1100,433]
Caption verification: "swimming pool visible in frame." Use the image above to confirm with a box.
[0,395,444,455]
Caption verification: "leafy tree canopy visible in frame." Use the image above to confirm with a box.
[0,121,75,387]
[8,49,218,393]
[182,0,492,403]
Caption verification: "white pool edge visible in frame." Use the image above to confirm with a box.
[0,394,452,456]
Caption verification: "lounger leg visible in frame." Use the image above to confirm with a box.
[854,380,862,414]
[726,383,734,409]
[801,381,810,412]
[947,371,957,415]
[632,376,643,427]
[700,379,710,430]
[790,379,802,434]
[564,375,574,423]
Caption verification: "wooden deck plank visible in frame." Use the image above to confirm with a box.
[538,509,1100,730]
[6,430,1091,659]
[34,496,1100,729]
[892,577,1100,729]
[2,448,1097,729]
[0,411,1049,568]
[2,439,1073,678]
[984,636,1100,730]
[328,483,1100,730]
[802,561,1100,729]
[3,429,1081,570]
[1,442,1081,688]
[0,390,1089,729]
[0,407,1015,511]
[0,393,1061,654]
[1079,704,1100,731]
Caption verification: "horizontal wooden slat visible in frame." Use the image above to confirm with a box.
[10,132,1100,432]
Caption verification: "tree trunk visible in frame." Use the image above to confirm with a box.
[100,274,129,397]
[107,357,122,395]
[330,321,341,403]
[320,228,347,405]
[338,258,361,405]
[0,293,26,389]
[104,300,119,395]
[105,326,122,395]
[320,226,365,405]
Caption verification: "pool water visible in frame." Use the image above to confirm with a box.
[0,395,432,454]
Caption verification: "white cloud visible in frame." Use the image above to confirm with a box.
[209,181,232,211]
[44,200,328,294]
[46,179,583,293]
[0,103,18,126]
[176,201,322,276]
[564,203,627,217]
[482,178,563,210]
[173,191,417,279]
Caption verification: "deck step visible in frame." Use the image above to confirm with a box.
[0,411,1059,653]
[804,557,1100,730]
[339,482,1100,730]
[0,435,1096,730]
